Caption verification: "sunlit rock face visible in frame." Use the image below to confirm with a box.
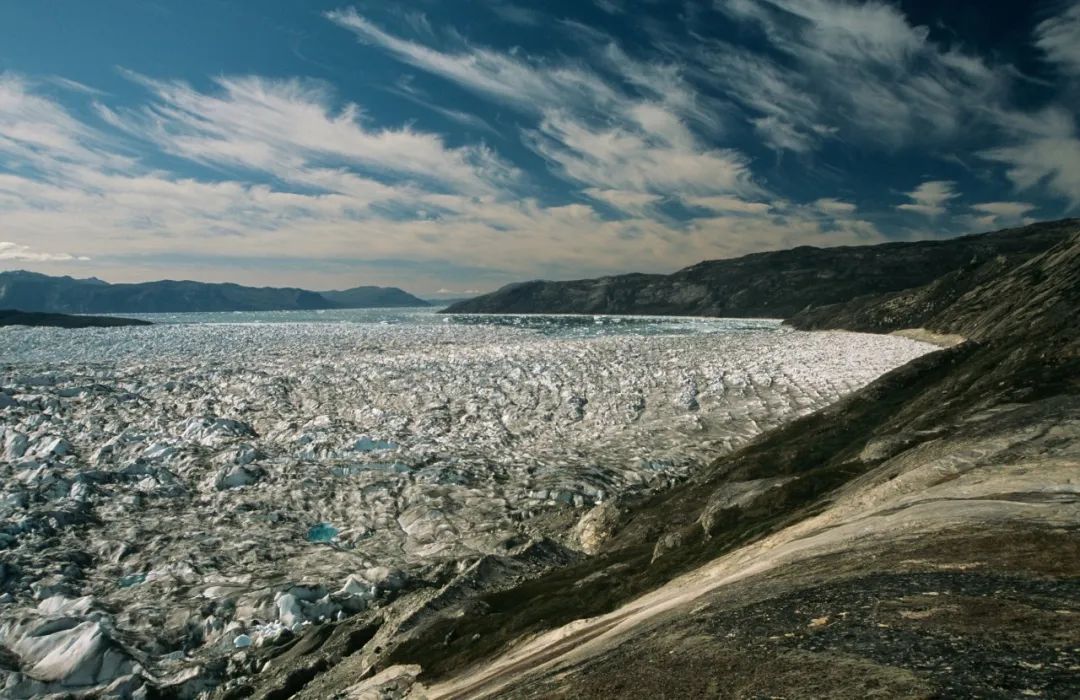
[0,312,933,696]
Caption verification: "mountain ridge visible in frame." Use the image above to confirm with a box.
[0,270,430,313]
[444,219,1075,318]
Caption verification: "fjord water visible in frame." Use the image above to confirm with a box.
[0,308,934,693]
[3,307,784,362]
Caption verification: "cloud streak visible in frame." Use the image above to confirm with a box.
[0,241,89,262]
[327,8,745,206]
[1035,1,1080,77]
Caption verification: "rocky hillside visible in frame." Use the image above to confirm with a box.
[0,271,428,314]
[790,222,1080,346]
[249,228,1080,698]
[444,220,1073,318]
[0,310,151,328]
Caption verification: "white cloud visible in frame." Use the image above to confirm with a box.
[980,108,1080,209]
[529,111,758,198]
[687,207,884,258]
[0,73,132,172]
[963,199,1036,230]
[897,180,958,217]
[104,73,514,197]
[683,195,772,214]
[584,188,664,215]
[971,201,1036,218]
[967,201,1037,229]
[3,4,1073,292]
[0,241,89,262]
[813,198,857,215]
[703,0,1078,210]
[594,0,624,14]
[1035,1,1080,77]
[487,3,544,26]
[47,76,107,96]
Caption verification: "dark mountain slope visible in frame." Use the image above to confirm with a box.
[0,271,333,313]
[0,309,151,328]
[0,271,427,313]
[444,219,1073,317]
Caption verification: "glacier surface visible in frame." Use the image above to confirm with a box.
[0,312,934,696]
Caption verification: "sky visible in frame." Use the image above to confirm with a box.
[0,1,1078,296]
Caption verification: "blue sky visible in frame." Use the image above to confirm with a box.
[1,0,1078,295]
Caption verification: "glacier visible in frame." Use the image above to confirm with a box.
[0,312,935,697]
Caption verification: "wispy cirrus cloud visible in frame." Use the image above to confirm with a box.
[706,0,1007,152]
[0,73,132,173]
[101,72,515,197]
[388,76,501,136]
[969,2,1080,208]
[486,3,544,26]
[1035,1,1080,77]
[813,198,857,215]
[584,188,664,216]
[527,111,757,198]
[683,195,772,215]
[981,108,1080,209]
[327,8,619,114]
[702,0,1080,208]
[327,6,759,217]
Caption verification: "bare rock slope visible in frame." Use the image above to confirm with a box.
[444,220,1072,318]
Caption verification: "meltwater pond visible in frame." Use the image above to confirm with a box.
[0,308,935,696]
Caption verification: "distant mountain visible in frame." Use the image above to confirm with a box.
[444,220,1074,318]
[424,297,476,307]
[0,309,151,328]
[320,286,430,308]
[0,271,428,313]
